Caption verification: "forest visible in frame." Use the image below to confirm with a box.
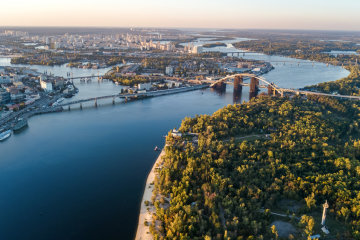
[105,74,149,86]
[148,67,360,239]
[203,42,227,48]
[304,66,360,95]
[233,39,360,66]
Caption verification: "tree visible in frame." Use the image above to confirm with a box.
[300,215,315,237]
[304,193,316,210]
[271,225,278,240]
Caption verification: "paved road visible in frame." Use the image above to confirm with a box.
[57,85,208,107]
[0,93,61,130]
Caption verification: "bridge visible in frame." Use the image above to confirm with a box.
[57,85,208,109]
[66,75,105,81]
[209,73,360,100]
[60,73,360,110]
[64,73,360,107]
[227,51,258,56]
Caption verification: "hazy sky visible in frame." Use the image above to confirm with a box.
[1,0,360,30]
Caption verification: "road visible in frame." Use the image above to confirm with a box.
[0,92,62,131]
[57,85,208,107]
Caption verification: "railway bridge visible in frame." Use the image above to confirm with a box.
[209,73,360,100]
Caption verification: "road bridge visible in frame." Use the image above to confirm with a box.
[227,52,259,56]
[57,85,208,108]
[67,75,106,80]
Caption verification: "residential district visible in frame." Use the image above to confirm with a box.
[0,28,273,141]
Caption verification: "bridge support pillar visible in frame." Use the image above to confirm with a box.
[112,97,115,105]
[249,77,259,100]
[234,76,243,93]
[250,77,259,93]
[95,99,98,108]
[213,81,226,91]
[273,88,277,96]
[280,91,284,97]
[80,103,82,110]
[68,105,71,111]
[267,85,273,95]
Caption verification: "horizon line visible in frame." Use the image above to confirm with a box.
[1,26,360,33]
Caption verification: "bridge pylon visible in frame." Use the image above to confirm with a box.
[250,77,259,93]
[234,76,243,93]
[213,81,226,91]
[267,85,273,95]
[95,99,98,108]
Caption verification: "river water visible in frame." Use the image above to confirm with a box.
[0,39,349,240]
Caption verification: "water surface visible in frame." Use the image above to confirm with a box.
[0,42,350,240]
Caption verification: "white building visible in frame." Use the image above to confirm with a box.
[40,76,53,92]
[192,46,203,54]
[53,42,61,49]
[138,83,152,91]
[165,66,174,76]
[45,37,52,45]
[171,129,182,137]
[165,81,181,88]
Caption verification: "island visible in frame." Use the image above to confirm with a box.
[136,66,360,239]
[203,42,227,48]
[233,39,360,66]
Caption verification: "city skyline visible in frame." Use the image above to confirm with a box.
[1,0,360,31]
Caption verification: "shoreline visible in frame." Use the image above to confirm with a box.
[135,149,165,240]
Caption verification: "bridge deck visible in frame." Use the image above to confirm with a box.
[58,85,208,107]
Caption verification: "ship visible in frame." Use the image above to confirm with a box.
[13,118,28,132]
[0,130,11,141]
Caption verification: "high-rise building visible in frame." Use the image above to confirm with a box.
[165,66,174,76]
[0,88,10,104]
[40,75,53,92]
[192,46,203,54]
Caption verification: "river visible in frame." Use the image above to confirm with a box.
[181,37,349,88]
[0,39,349,240]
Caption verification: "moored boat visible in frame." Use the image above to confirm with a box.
[0,130,12,141]
[13,118,28,132]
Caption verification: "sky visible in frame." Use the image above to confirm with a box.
[0,0,360,31]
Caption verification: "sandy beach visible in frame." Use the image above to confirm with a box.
[135,149,165,240]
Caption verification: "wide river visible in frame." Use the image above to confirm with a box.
[0,39,349,240]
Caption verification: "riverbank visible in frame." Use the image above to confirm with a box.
[0,50,350,239]
[232,41,357,67]
[135,149,165,240]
